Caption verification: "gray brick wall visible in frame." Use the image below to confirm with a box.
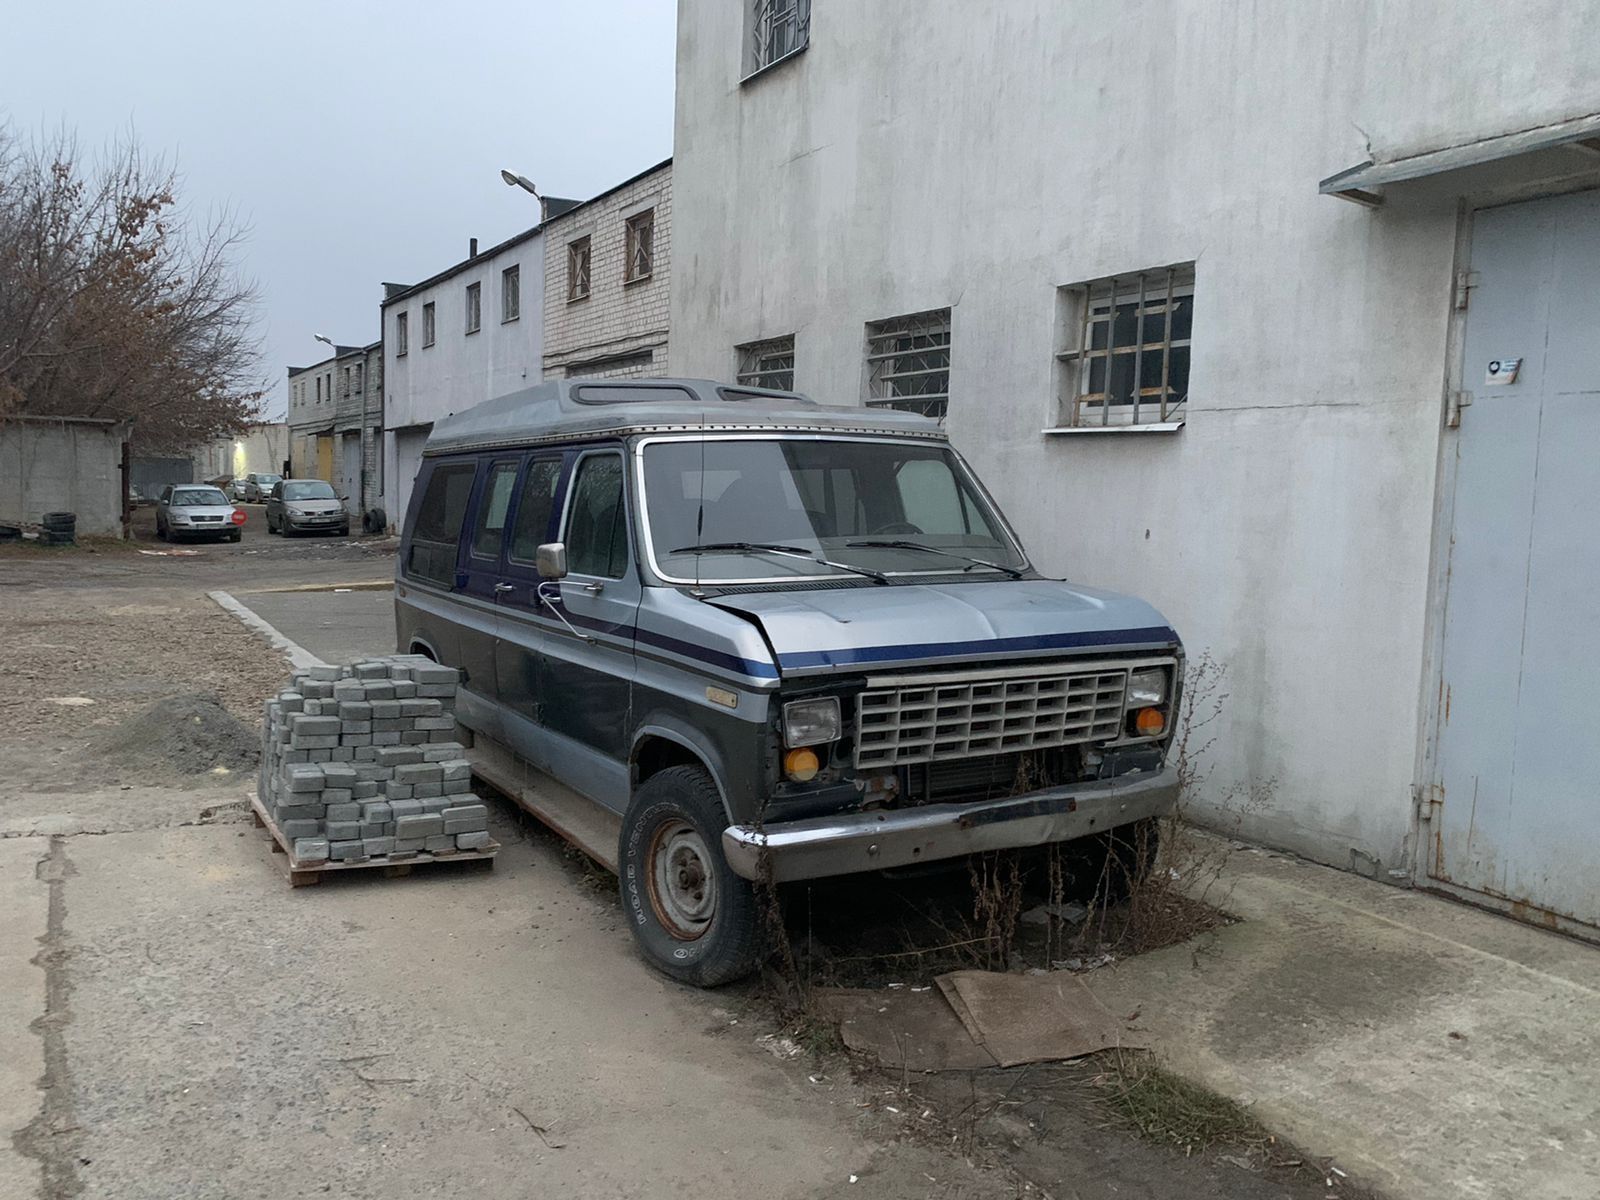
[541,163,671,380]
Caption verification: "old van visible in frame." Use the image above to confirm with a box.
[396,379,1182,984]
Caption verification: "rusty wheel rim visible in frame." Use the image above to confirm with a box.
[647,819,716,941]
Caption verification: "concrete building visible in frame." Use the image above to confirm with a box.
[380,215,573,529]
[669,1,1600,935]
[287,342,382,519]
[541,160,672,380]
[191,422,289,485]
[0,415,129,536]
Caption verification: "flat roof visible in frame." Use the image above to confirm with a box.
[424,378,944,456]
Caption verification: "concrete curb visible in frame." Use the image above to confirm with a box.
[208,590,329,670]
[245,580,394,594]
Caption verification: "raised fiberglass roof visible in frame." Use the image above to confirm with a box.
[422,378,945,456]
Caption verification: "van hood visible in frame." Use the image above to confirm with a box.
[706,579,1179,676]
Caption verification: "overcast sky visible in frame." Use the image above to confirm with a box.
[3,0,677,420]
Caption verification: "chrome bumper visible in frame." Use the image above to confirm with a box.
[721,768,1178,883]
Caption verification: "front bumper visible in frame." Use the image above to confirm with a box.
[722,767,1178,882]
[287,513,348,531]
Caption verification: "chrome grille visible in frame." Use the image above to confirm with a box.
[854,663,1132,770]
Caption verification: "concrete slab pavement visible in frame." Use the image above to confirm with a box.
[1082,840,1600,1200]
[0,839,48,1200]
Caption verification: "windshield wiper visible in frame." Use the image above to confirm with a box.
[844,540,1024,579]
[669,541,888,584]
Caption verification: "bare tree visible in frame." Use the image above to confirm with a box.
[0,124,265,448]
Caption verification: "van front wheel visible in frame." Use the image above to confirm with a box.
[619,766,761,987]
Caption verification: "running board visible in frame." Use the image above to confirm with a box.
[468,736,621,873]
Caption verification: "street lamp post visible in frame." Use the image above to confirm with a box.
[500,169,547,221]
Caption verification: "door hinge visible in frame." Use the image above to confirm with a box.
[1414,782,1444,817]
[1446,390,1472,428]
[1453,269,1479,311]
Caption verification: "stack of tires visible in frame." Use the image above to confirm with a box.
[0,522,21,543]
[41,511,76,547]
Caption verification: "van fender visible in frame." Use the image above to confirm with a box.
[630,719,745,825]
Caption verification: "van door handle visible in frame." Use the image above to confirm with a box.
[582,582,605,594]
[494,583,514,594]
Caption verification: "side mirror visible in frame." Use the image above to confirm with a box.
[536,542,568,580]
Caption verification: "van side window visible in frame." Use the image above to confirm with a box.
[407,462,476,585]
[564,454,628,579]
[469,460,519,560]
[508,459,563,564]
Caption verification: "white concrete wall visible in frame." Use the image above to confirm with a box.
[381,232,545,528]
[0,419,126,536]
[669,0,1600,875]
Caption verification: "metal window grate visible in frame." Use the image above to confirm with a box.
[736,335,796,390]
[567,237,591,301]
[748,0,811,72]
[1057,265,1194,426]
[865,308,951,421]
[854,663,1133,770]
[625,211,654,282]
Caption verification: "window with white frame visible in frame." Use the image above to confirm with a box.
[465,281,482,334]
[624,210,654,282]
[567,237,591,301]
[1056,265,1193,427]
[746,0,811,75]
[502,264,520,322]
[736,335,796,390]
[422,301,436,347]
[865,308,952,421]
[395,311,408,356]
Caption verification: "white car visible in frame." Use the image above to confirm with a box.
[156,485,245,543]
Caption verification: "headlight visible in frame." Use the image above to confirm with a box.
[782,697,841,748]
[287,507,305,518]
[1127,668,1167,707]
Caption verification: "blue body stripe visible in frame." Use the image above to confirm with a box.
[633,625,780,678]
[775,626,1180,670]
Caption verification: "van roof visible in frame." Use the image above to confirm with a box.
[422,378,945,456]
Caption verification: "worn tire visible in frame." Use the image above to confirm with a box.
[619,766,761,987]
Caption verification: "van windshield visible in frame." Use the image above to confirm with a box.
[640,437,1025,582]
[282,480,337,501]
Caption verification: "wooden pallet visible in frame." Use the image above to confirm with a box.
[250,795,499,887]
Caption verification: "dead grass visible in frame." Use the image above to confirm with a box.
[1093,1049,1265,1155]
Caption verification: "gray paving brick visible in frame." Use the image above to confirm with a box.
[388,798,423,820]
[371,732,401,746]
[352,780,378,799]
[283,764,325,792]
[281,818,322,839]
[360,820,390,838]
[338,701,372,721]
[439,759,472,782]
[442,778,472,795]
[422,743,466,762]
[361,801,393,824]
[293,837,330,863]
[413,664,459,686]
[277,692,305,713]
[325,802,361,823]
[416,683,456,698]
[415,716,456,732]
[400,699,443,718]
[394,837,426,854]
[292,714,341,738]
[384,782,413,800]
[363,681,396,701]
[413,781,442,798]
[394,763,442,786]
[455,831,492,851]
[442,804,488,834]
[293,735,339,751]
[376,746,423,766]
[321,788,354,806]
[322,764,357,787]
[391,681,417,698]
[395,813,443,839]
[362,836,395,857]
[424,834,456,853]
[329,839,366,861]
[325,820,361,840]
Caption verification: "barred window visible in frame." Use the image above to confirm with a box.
[747,0,811,75]
[625,210,654,282]
[1056,265,1193,427]
[735,335,795,391]
[865,309,951,421]
[567,237,591,301]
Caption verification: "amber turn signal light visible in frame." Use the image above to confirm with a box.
[784,747,820,782]
[1133,707,1166,737]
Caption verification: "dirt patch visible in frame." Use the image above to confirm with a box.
[83,691,258,784]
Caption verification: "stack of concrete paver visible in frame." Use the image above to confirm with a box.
[257,655,494,867]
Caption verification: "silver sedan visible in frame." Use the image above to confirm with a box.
[156,485,245,543]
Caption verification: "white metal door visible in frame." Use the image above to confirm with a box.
[1431,189,1600,930]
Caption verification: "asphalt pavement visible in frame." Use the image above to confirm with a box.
[231,585,397,664]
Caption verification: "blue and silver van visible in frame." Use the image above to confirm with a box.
[396,379,1182,984]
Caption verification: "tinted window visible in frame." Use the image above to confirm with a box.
[509,459,563,564]
[407,462,476,585]
[469,460,518,560]
[564,454,628,579]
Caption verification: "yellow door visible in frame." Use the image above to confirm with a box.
[316,435,334,482]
